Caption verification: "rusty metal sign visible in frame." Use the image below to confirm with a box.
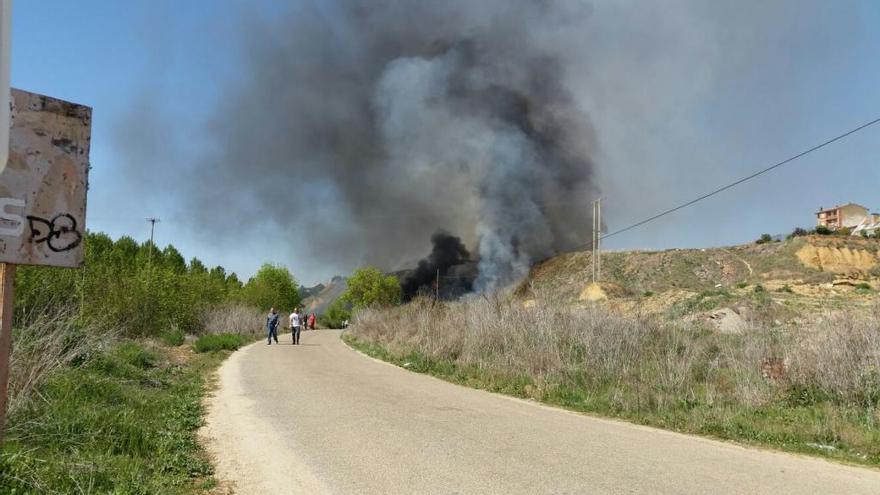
[0,89,91,267]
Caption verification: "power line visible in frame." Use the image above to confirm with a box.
[600,116,880,241]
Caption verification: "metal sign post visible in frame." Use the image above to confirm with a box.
[0,89,92,444]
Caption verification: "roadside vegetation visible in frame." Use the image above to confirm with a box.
[345,296,880,466]
[1,231,295,493]
[317,266,398,329]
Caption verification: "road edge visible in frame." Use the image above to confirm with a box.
[338,330,880,473]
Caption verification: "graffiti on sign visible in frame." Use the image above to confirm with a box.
[26,214,83,252]
[0,89,91,268]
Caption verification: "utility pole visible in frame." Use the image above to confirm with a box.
[146,217,159,280]
[591,198,602,283]
[435,268,440,300]
[591,200,597,282]
[597,197,602,282]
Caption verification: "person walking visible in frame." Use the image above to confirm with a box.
[266,308,280,345]
[308,313,316,330]
[290,307,302,345]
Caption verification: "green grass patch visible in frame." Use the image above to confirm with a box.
[160,328,186,347]
[193,333,248,353]
[0,341,229,494]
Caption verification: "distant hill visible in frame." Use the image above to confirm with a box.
[302,276,348,315]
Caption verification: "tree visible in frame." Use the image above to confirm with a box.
[241,263,300,310]
[343,267,401,309]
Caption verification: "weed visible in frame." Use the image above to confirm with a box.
[161,327,186,346]
[193,333,249,353]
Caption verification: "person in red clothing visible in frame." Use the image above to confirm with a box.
[308,313,316,330]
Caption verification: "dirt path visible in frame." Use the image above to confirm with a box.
[201,330,880,494]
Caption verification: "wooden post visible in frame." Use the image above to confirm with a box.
[0,262,16,444]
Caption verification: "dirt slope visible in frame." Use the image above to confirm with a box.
[523,236,880,324]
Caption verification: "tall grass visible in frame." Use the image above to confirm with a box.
[348,297,880,464]
[199,303,265,335]
[7,308,113,418]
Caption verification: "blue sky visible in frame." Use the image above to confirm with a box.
[11,1,880,284]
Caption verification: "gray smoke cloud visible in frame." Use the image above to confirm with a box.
[103,0,855,286]
[189,0,598,290]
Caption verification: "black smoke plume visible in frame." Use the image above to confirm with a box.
[401,231,472,300]
[184,1,599,288]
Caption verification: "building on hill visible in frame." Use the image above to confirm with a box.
[816,203,869,230]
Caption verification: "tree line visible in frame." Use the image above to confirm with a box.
[15,231,301,336]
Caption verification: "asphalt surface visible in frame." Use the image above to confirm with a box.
[202,330,880,494]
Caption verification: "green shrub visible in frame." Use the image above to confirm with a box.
[320,298,352,329]
[160,328,185,347]
[754,284,765,293]
[193,333,248,353]
[115,342,157,369]
[642,290,654,297]
[815,225,832,235]
[789,227,809,239]
[344,267,402,308]
[777,285,794,294]
[735,282,748,289]
[756,233,773,244]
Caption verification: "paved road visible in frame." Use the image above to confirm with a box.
[201,330,880,494]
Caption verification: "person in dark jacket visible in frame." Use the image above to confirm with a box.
[266,308,280,345]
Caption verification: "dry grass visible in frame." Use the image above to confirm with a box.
[7,308,114,417]
[200,304,265,336]
[349,296,880,463]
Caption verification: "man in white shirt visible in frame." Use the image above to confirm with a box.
[289,308,302,345]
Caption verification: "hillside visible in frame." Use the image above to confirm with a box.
[302,276,348,314]
[522,235,880,329]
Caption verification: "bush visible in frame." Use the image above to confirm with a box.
[815,225,832,235]
[756,233,773,244]
[344,267,402,309]
[320,298,351,329]
[193,333,249,353]
[159,327,185,346]
[789,227,809,238]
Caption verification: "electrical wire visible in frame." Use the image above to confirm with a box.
[600,117,880,241]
